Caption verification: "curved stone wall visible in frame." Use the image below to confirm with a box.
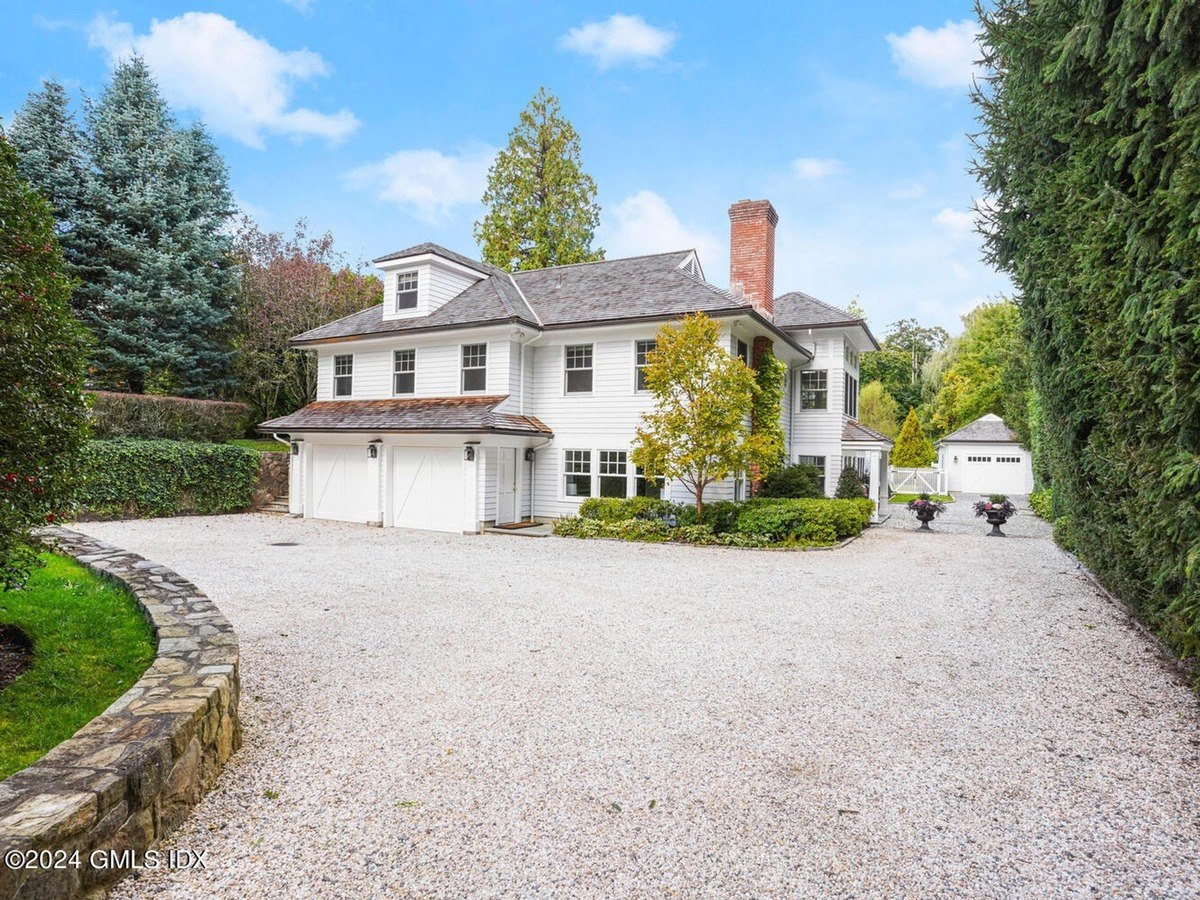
[0,528,240,899]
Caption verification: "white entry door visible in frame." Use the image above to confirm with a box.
[496,448,517,524]
[311,444,370,523]
[391,447,463,532]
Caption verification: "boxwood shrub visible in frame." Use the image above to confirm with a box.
[578,496,678,521]
[734,498,874,544]
[88,391,249,443]
[72,439,260,519]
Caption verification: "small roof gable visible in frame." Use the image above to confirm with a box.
[843,420,895,445]
[938,413,1020,444]
[774,291,881,349]
[373,242,500,276]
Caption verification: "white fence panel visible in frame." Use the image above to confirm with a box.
[889,467,945,494]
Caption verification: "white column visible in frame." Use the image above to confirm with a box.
[867,448,882,523]
[462,443,480,534]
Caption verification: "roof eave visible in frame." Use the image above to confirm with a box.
[290,315,541,347]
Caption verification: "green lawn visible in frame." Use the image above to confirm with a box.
[0,554,156,778]
[889,493,954,504]
[229,438,287,453]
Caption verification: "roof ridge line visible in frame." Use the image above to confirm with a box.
[510,249,693,276]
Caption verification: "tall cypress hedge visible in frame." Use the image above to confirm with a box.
[975,1,1200,656]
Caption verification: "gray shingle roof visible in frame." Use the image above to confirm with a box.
[842,421,894,444]
[372,242,501,276]
[774,291,881,349]
[292,249,757,345]
[938,413,1020,444]
[258,396,551,436]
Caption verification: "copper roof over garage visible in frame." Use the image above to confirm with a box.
[259,396,552,436]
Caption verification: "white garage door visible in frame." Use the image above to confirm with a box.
[391,447,463,533]
[311,444,371,523]
[961,452,1028,496]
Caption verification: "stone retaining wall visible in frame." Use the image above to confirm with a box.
[0,528,241,899]
[251,451,289,509]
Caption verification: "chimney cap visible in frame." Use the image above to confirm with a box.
[728,199,779,227]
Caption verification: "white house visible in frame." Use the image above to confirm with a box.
[259,199,892,532]
[937,413,1035,496]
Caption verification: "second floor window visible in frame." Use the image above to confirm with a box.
[635,339,656,391]
[844,372,859,418]
[333,354,353,397]
[393,349,415,394]
[736,339,750,365]
[461,343,487,392]
[565,344,593,393]
[799,370,827,409]
[395,271,418,310]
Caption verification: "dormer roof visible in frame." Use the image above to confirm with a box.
[373,242,501,277]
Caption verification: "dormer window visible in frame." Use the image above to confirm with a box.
[395,271,418,311]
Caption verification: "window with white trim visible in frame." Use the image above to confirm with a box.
[635,465,664,499]
[799,370,828,409]
[333,354,353,397]
[393,349,415,394]
[564,450,592,497]
[635,339,656,391]
[598,450,628,498]
[797,455,826,479]
[395,271,418,310]
[844,372,859,418]
[461,344,487,392]
[564,344,593,393]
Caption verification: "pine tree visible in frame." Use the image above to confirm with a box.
[78,58,235,395]
[8,80,88,284]
[474,87,603,271]
[891,408,936,468]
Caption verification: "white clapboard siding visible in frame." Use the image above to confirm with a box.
[789,332,850,497]
[313,337,519,401]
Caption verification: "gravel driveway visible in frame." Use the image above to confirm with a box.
[73,513,1199,898]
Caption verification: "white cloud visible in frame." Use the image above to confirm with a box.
[344,146,496,224]
[87,12,358,148]
[560,14,677,69]
[886,19,980,90]
[792,157,844,180]
[603,191,724,276]
[281,0,314,13]
[934,206,975,235]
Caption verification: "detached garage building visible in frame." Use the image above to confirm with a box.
[937,413,1034,497]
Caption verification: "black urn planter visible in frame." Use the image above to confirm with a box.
[984,510,1010,537]
[915,508,937,531]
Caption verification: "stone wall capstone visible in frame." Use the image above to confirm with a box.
[0,528,241,899]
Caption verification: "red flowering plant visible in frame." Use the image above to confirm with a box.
[906,493,946,516]
[974,495,1017,518]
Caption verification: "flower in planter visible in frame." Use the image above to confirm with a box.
[974,497,1017,518]
[906,493,946,516]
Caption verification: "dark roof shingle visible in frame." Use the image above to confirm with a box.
[258,396,551,436]
[842,420,894,444]
[938,413,1020,444]
[372,242,501,276]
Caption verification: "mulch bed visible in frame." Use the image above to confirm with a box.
[0,625,33,692]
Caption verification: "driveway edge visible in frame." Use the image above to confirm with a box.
[0,527,241,899]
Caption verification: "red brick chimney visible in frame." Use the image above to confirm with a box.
[728,199,778,319]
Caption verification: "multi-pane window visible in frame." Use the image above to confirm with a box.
[968,455,994,463]
[844,372,859,418]
[393,349,415,394]
[564,344,594,393]
[736,339,750,365]
[996,455,1022,463]
[799,370,828,409]
[333,354,353,397]
[564,450,592,497]
[461,343,487,392]
[598,451,628,498]
[635,465,664,499]
[635,340,656,391]
[395,271,418,310]
[797,455,826,480]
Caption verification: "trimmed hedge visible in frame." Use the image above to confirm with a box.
[72,439,260,518]
[758,463,823,499]
[88,391,249,443]
[555,497,874,548]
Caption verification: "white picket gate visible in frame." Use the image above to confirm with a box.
[889,467,945,495]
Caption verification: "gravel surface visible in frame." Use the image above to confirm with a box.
[76,513,1199,898]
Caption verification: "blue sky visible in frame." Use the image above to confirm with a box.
[1,1,1009,333]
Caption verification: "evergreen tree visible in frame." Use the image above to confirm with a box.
[891,408,936,468]
[78,58,235,395]
[474,87,603,271]
[835,466,866,500]
[0,135,88,588]
[8,80,88,282]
